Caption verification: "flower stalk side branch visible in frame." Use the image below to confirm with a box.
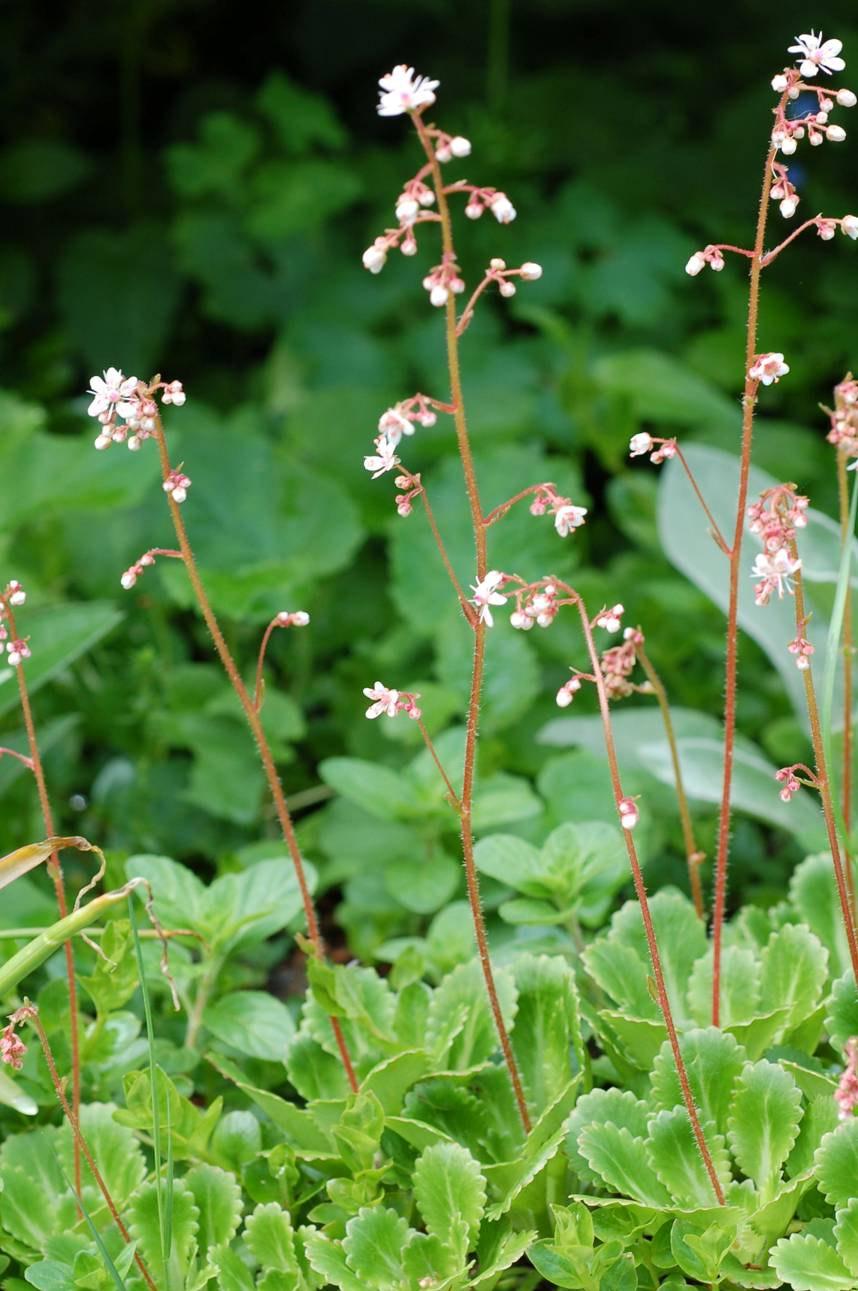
[150,415,359,1094]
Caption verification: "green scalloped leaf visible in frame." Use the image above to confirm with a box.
[414,1141,486,1245]
[342,1206,411,1288]
[759,924,829,1039]
[567,1087,650,1187]
[687,946,761,1027]
[128,1176,199,1286]
[816,1121,858,1207]
[577,1122,670,1207]
[650,1027,746,1137]
[302,1227,365,1291]
[426,959,518,1070]
[827,972,858,1053]
[184,1164,242,1253]
[771,1233,854,1291]
[646,1108,730,1209]
[728,1060,803,1196]
[790,855,852,981]
[835,1198,858,1277]
[244,1202,299,1274]
[670,1215,739,1283]
[511,954,584,1114]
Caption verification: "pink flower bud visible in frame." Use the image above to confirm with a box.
[685,252,705,276]
[771,73,789,91]
[362,244,387,274]
[450,135,471,157]
[429,284,449,308]
[843,215,858,239]
[520,262,543,280]
[838,88,857,107]
[465,202,483,220]
[499,281,516,298]
[618,797,639,830]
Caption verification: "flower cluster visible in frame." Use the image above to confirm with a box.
[618,797,640,830]
[826,373,858,458]
[163,469,191,505]
[775,766,803,802]
[0,1020,26,1071]
[788,633,815,671]
[454,185,517,224]
[422,254,466,308]
[768,35,853,168]
[528,485,588,537]
[836,1039,858,1120]
[275,610,310,629]
[628,433,677,465]
[555,674,583,707]
[510,582,560,630]
[0,581,29,668]
[601,626,647,700]
[86,370,186,451]
[748,485,808,607]
[685,246,726,276]
[748,353,790,386]
[363,681,421,720]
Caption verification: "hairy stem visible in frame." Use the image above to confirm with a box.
[414,111,530,1131]
[711,122,782,1027]
[575,598,724,1204]
[791,556,858,982]
[637,645,706,919]
[25,1008,157,1291]
[7,609,81,1191]
[837,449,856,914]
[673,444,730,556]
[152,420,358,1093]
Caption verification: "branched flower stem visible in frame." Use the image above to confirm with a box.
[6,606,81,1192]
[569,589,725,1205]
[636,645,706,919]
[151,418,358,1093]
[789,550,858,982]
[672,444,731,556]
[413,111,531,1133]
[837,448,856,914]
[21,1006,157,1291]
[712,100,786,1027]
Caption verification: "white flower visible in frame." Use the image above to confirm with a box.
[838,88,857,107]
[377,65,439,117]
[618,797,639,830]
[363,681,400,719]
[596,604,624,633]
[780,195,799,218]
[470,570,507,626]
[490,193,517,224]
[751,549,802,603]
[842,215,858,239]
[395,196,419,225]
[6,582,25,607]
[788,31,846,77]
[519,262,543,281]
[363,435,400,478]
[553,504,588,537]
[362,243,388,274]
[827,124,847,142]
[429,284,449,308]
[749,352,790,385]
[377,407,413,445]
[772,73,789,92]
[450,135,471,157]
[629,432,653,457]
[685,252,706,276]
[87,368,138,420]
[556,676,582,707]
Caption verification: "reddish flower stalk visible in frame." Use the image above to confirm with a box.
[9,1005,157,1291]
[788,549,858,981]
[837,448,856,913]
[412,111,531,1133]
[711,104,785,1027]
[636,644,706,919]
[4,603,82,1192]
[150,417,358,1093]
[565,587,724,1204]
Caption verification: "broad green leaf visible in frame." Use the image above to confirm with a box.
[319,757,423,821]
[303,959,396,1068]
[511,954,583,1113]
[473,835,543,895]
[124,854,206,933]
[598,890,706,1023]
[204,990,295,1061]
[437,615,541,733]
[759,924,828,1037]
[302,1228,365,1291]
[791,854,853,980]
[595,349,735,426]
[472,773,542,829]
[787,1096,840,1179]
[402,1230,464,1285]
[687,946,761,1028]
[117,1068,222,1161]
[835,1198,858,1277]
[584,939,658,1020]
[771,1233,854,1291]
[484,1078,581,1219]
[414,1141,486,1246]
[286,1029,351,1102]
[210,1110,262,1171]
[567,1088,650,1186]
[650,1028,746,1137]
[208,1055,337,1159]
[21,1262,77,1291]
[470,1226,536,1288]
[58,1104,146,1209]
[244,1202,299,1274]
[341,1205,410,1288]
[816,1121,858,1207]
[526,1240,593,1289]
[727,1061,803,1195]
[0,604,122,718]
[0,1069,37,1116]
[205,857,314,951]
[426,959,518,1070]
[128,1177,199,1287]
[184,1164,242,1253]
[577,1122,669,1207]
[210,1244,256,1291]
[670,1216,739,1283]
[383,853,460,915]
[827,972,858,1053]
[646,1109,730,1208]
[360,1050,431,1115]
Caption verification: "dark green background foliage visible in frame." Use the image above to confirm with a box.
[3,1,858,945]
